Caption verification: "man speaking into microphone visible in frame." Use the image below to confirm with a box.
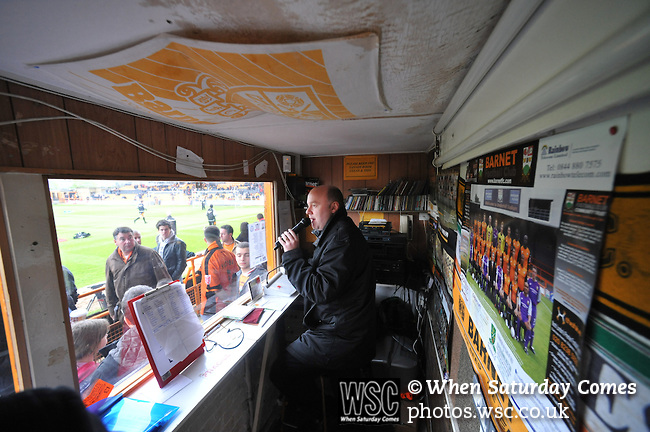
[270,185,376,428]
[273,217,310,250]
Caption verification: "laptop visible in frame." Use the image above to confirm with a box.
[248,275,264,302]
[222,275,264,320]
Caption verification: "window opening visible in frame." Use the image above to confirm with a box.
[48,179,270,397]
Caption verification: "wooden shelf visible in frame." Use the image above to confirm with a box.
[345,194,428,212]
[348,209,424,213]
[345,179,429,212]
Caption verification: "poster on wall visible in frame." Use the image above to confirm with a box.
[436,165,460,296]
[343,155,378,180]
[581,174,650,432]
[453,117,627,432]
[581,314,650,432]
[545,189,612,426]
[431,270,453,379]
[248,220,267,268]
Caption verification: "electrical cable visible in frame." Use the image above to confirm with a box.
[205,327,244,350]
[392,334,415,353]
[0,76,265,150]
[264,265,284,287]
[1,89,305,206]
[0,91,278,173]
[270,152,298,202]
[414,289,428,356]
[0,116,76,126]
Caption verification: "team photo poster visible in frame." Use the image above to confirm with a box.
[445,118,627,432]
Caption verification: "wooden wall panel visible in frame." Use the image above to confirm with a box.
[304,157,332,187]
[9,84,72,170]
[201,135,225,180]
[200,136,275,182]
[387,153,408,180]
[164,124,203,179]
[0,81,21,167]
[134,117,171,174]
[65,99,139,173]
[407,153,426,178]
[300,156,312,177]
[330,156,344,190]
[247,145,276,181]
[300,157,315,183]
[375,154,392,191]
[303,152,430,254]
[320,157,335,186]
[226,142,246,181]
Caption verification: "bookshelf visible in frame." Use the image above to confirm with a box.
[345,179,429,212]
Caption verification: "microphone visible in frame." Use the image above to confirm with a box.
[265,269,284,287]
[274,217,311,250]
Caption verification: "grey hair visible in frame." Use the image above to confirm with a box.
[122,285,153,307]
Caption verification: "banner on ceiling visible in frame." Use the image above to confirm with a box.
[37,33,389,126]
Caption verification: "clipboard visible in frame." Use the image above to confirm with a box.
[127,281,205,388]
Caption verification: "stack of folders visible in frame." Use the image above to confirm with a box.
[87,395,179,432]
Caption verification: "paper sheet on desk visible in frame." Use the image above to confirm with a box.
[254,297,292,311]
[133,284,204,377]
[263,274,296,297]
[137,374,192,404]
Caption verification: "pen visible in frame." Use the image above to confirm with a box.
[204,323,222,337]
[259,310,275,328]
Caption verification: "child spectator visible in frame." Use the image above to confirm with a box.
[86,285,153,388]
[71,319,109,383]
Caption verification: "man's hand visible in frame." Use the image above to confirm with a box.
[278,229,300,252]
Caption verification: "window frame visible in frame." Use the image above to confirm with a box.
[0,173,277,395]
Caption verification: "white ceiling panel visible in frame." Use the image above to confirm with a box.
[0,0,508,156]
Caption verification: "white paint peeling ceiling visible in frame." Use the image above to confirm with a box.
[0,0,508,156]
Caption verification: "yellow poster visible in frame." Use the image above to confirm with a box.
[344,155,377,180]
[453,269,528,432]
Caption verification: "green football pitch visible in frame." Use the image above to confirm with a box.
[52,200,264,291]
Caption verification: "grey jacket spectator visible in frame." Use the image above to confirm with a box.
[153,220,187,281]
[105,227,170,320]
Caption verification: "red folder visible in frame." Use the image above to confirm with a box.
[127,283,205,388]
[242,308,264,325]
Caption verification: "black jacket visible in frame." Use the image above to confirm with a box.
[154,234,187,281]
[282,209,376,368]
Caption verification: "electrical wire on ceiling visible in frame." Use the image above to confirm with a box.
[0,90,300,200]
[0,91,273,172]
[0,77,266,149]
